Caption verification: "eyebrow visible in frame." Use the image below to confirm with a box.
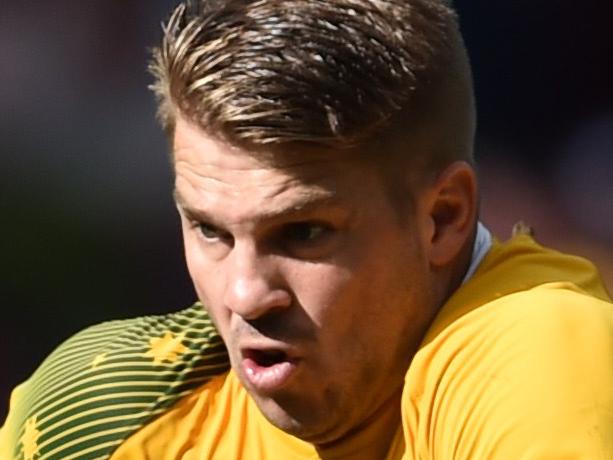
[173,188,349,226]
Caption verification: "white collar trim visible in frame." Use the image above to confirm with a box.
[461,221,492,285]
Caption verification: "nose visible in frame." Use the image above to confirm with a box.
[223,244,292,320]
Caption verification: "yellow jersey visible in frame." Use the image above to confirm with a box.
[2,235,612,459]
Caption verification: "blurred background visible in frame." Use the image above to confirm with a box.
[2,1,612,420]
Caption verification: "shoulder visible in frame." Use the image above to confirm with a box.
[1,304,230,460]
[424,281,613,365]
[405,284,613,459]
[478,281,612,340]
[473,283,613,363]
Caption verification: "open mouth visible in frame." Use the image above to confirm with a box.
[243,349,289,367]
[240,348,299,392]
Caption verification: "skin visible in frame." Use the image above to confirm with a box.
[173,117,477,457]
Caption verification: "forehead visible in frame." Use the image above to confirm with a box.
[172,119,377,221]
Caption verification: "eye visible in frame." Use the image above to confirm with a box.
[199,222,218,239]
[279,221,337,259]
[284,222,330,243]
[192,221,232,244]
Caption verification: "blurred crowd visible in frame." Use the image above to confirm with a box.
[2,1,612,420]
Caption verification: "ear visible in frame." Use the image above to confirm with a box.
[419,161,478,268]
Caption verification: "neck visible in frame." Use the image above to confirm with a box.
[316,387,403,460]
[439,224,480,305]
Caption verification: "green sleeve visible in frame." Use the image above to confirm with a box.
[0,303,229,460]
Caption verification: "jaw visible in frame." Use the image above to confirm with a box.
[235,351,406,449]
[252,383,404,460]
[315,387,403,459]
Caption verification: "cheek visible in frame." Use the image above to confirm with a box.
[288,263,354,327]
[181,222,199,274]
[182,227,213,297]
[182,235,232,332]
[183,237,207,297]
[311,239,424,354]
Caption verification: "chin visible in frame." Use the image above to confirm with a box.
[252,391,348,444]
[255,395,312,435]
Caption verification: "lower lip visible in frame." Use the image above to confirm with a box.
[241,358,299,393]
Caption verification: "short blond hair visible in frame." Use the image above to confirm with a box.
[150,0,474,163]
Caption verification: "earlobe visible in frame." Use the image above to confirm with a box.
[424,161,478,268]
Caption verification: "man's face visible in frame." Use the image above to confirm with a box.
[174,119,438,444]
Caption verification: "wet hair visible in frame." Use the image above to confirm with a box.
[150,0,475,165]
